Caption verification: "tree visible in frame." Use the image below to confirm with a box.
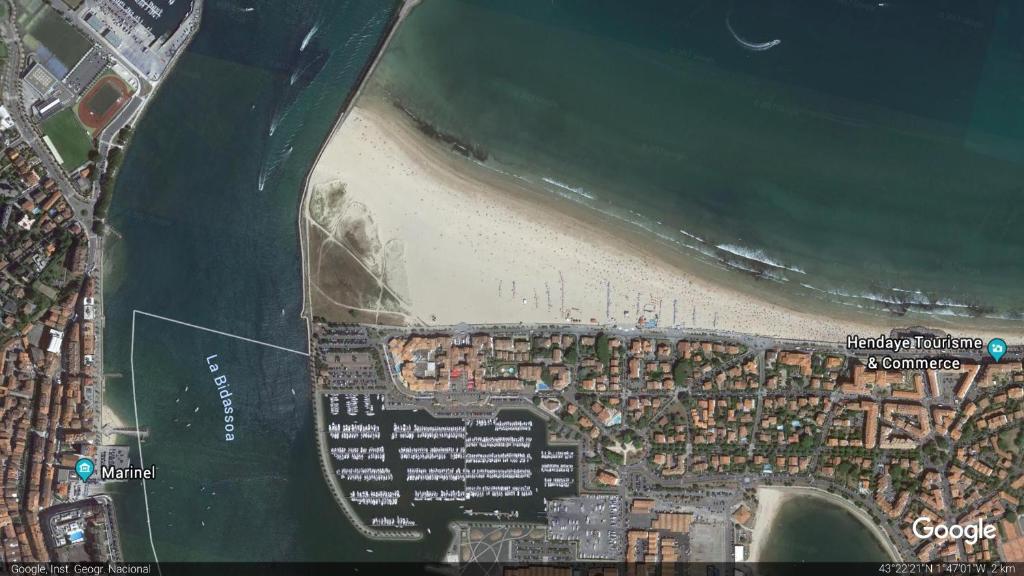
[595,333,610,366]
[116,125,133,146]
[673,359,692,384]
[564,344,578,364]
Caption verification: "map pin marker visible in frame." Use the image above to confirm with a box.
[75,458,95,482]
[987,338,1007,363]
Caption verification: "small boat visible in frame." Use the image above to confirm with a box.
[427,528,432,534]
[194,406,200,413]
[365,548,374,553]
[201,521,206,527]
[175,398,180,403]
[291,388,296,396]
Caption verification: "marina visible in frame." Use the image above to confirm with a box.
[91,0,1024,564]
[320,394,577,533]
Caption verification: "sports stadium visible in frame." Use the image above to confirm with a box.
[76,74,132,132]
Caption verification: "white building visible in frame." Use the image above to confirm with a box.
[0,106,13,130]
[46,329,64,354]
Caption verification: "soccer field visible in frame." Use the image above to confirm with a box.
[42,107,91,170]
[29,8,90,65]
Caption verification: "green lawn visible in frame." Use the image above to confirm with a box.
[28,8,91,68]
[42,107,91,169]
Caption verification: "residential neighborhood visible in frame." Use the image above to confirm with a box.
[0,0,199,564]
[315,322,1024,563]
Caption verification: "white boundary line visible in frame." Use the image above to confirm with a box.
[133,310,310,357]
[129,311,161,569]
[127,309,311,565]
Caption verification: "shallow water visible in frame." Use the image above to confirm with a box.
[371,0,1024,324]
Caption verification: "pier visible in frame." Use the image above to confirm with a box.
[110,426,150,440]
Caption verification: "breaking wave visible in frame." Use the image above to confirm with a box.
[715,243,806,274]
[541,177,595,200]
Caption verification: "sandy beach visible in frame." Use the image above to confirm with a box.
[748,486,899,561]
[302,96,1022,343]
[747,486,788,562]
[101,404,125,432]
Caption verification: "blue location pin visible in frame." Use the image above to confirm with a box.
[75,458,95,482]
[987,338,1007,363]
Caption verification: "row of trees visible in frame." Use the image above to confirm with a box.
[91,126,132,234]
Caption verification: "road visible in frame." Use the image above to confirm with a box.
[0,8,79,203]
[312,322,1024,562]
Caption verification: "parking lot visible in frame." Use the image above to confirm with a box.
[546,494,624,559]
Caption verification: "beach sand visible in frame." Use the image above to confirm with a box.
[747,486,789,562]
[748,486,899,561]
[102,403,126,432]
[303,97,1021,343]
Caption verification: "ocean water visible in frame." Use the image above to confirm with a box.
[100,0,451,561]
[101,0,1022,563]
[758,494,890,561]
[369,0,1024,327]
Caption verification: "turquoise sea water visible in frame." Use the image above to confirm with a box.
[370,0,1024,326]
[759,495,890,561]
